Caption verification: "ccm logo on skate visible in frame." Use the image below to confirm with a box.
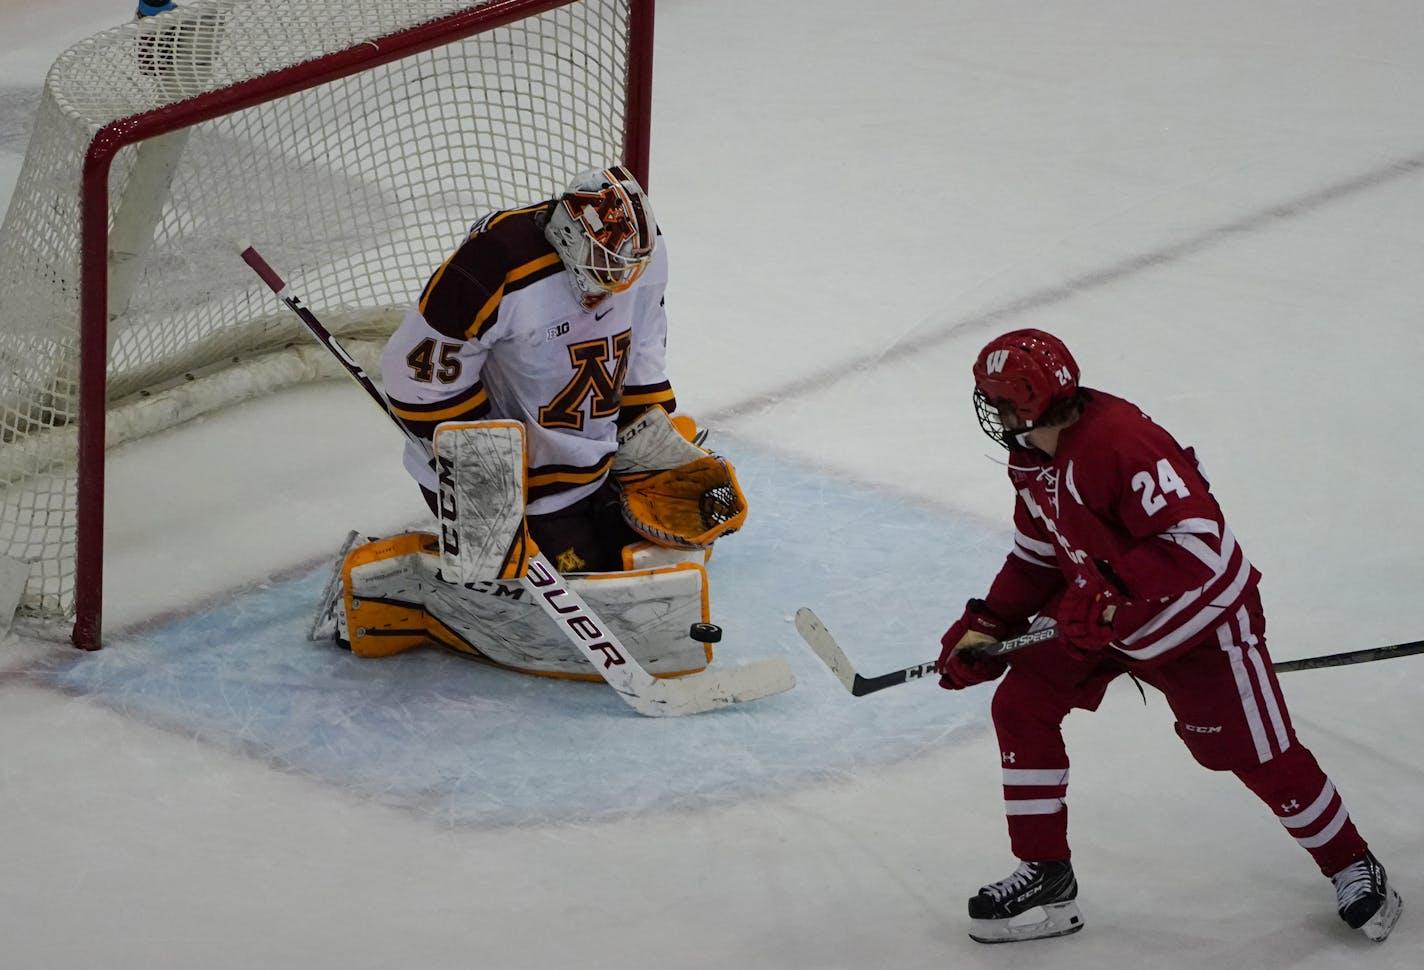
[1182,723,1223,734]
[526,561,627,669]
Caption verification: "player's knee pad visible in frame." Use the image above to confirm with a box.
[991,669,1076,734]
[1174,726,1239,772]
[1168,679,1298,773]
[1172,714,1288,773]
[992,654,1116,732]
[1231,743,1317,794]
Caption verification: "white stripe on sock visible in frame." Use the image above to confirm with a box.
[1005,798,1065,816]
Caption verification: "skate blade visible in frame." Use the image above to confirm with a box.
[308,531,362,641]
[1362,887,1402,943]
[968,901,1085,944]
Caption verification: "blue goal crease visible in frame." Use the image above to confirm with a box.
[39,444,1008,825]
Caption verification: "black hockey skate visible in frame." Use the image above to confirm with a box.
[1332,851,1403,942]
[967,860,1083,944]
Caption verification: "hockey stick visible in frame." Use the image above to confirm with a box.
[794,607,1055,697]
[239,243,794,716]
[1272,638,1424,673]
[798,606,1424,697]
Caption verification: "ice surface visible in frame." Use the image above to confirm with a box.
[2,2,1422,968]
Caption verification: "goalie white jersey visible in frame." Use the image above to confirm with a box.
[381,203,676,515]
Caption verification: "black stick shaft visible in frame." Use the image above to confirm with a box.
[1274,639,1424,673]
[845,626,1057,696]
[239,244,415,443]
[802,602,1424,701]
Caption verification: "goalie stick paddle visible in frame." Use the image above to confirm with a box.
[796,607,1424,697]
[238,243,795,716]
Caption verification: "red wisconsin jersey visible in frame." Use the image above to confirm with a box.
[985,390,1261,664]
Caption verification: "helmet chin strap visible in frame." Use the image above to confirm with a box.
[1000,410,1050,452]
[1001,412,1037,450]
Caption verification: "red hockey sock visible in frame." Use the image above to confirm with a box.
[1234,744,1369,876]
[993,672,1075,862]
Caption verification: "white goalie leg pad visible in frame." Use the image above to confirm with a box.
[611,405,708,475]
[324,531,713,676]
[433,420,533,585]
[342,534,439,658]
[425,561,713,678]
[349,543,432,605]
[968,901,1085,944]
[621,541,710,571]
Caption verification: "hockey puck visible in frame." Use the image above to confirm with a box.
[689,622,722,643]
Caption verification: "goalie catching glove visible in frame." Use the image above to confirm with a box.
[612,407,748,549]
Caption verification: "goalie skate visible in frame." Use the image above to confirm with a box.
[967,861,1084,944]
[308,530,362,642]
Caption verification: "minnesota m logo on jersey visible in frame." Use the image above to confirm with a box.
[539,329,632,429]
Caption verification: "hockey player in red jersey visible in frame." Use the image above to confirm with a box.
[936,328,1402,944]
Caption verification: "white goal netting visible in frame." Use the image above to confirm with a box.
[0,0,645,637]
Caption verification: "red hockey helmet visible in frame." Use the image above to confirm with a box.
[972,329,1080,448]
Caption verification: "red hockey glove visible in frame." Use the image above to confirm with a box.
[1055,580,1123,655]
[937,599,1011,690]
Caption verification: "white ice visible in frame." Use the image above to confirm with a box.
[2,1,1423,968]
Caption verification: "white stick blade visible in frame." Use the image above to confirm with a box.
[794,607,858,693]
[640,656,797,717]
[525,552,793,717]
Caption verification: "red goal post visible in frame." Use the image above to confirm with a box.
[0,0,655,648]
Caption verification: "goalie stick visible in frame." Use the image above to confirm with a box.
[797,607,1424,697]
[239,243,794,717]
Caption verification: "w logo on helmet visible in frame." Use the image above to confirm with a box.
[972,329,1083,451]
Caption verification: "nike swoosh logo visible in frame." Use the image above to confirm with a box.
[595,307,613,320]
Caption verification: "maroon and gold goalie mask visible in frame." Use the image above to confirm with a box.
[545,164,657,299]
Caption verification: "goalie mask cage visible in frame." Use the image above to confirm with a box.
[0,0,654,648]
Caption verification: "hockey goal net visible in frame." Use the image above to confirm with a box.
[0,0,653,647]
